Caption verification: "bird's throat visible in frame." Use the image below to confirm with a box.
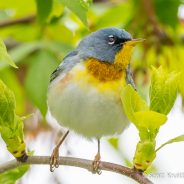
[114,44,133,69]
[86,45,133,82]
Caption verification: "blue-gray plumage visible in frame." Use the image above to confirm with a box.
[77,28,132,63]
[50,50,78,82]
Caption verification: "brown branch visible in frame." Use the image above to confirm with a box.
[0,15,36,28]
[0,156,153,184]
[140,0,173,45]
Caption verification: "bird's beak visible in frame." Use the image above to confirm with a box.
[125,38,145,46]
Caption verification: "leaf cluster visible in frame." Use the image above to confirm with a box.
[121,67,179,171]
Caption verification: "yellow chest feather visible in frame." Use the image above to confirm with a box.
[71,45,133,94]
[71,62,125,95]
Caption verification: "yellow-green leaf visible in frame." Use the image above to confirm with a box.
[134,111,167,130]
[0,42,41,70]
[59,0,91,26]
[0,80,16,126]
[0,39,17,68]
[0,165,29,184]
[96,3,132,28]
[108,137,119,150]
[149,67,179,115]
[0,80,27,159]
[36,0,53,23]
[121,84,149,123]
[156,134,184,152]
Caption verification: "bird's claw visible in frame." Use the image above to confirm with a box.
[50,147,59,172]
[92,153,102,175]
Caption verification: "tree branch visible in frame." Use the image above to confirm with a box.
[140,0,173,45]
[0,156,153,184]
[0,15,36,28]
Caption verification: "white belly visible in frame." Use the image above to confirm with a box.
[48,83,129,138]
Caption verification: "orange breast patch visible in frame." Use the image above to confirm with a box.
[86,58,124,82]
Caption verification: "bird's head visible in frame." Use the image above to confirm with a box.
[77,27,144,65]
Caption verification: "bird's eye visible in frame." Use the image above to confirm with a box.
[108,35,116,45]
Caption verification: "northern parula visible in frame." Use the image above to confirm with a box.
[47,27,144,172]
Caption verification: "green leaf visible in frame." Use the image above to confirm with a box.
[0,69,26,115]
[0,79,16,126]
[4,116,27,158]
[96,2,132,28]
[134,111,167,130]
[25,50,58,116]
[0,39,17,68]
[108,137,119,150]
[149,67,179,115]
[48,0,65,23]
[0,165,29,184]
[0,42,41,70]
[44,41,73,55]
[154,0,180,28]
[10,42,41,63]
[36,0,53,23]
[44,24,74,44]
[121,84,167,131]
[0,80,27,159]
[59,0,91,25]
[156,134,184,152]
[121,84,149,123]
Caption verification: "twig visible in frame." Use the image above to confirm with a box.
[0,15,36,28]
[141,0,173,45]
[0,156,153,184]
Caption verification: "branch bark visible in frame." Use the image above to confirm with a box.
[0,156,153,184]
[0,15,35,28]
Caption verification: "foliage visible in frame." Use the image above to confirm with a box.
[121,67,179,171]
[59,0,92,25]
[0,80,27,159]
[0,165,29,184]
[156,134,184,152]
[0,39,17,68]
[149,67,179,114]
[25,50,58,116]
[154,0,180,28]
[36,0,53,23]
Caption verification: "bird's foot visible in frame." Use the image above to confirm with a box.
[50,130,69,172]
[92,153,102,175]
[50,146,59,172]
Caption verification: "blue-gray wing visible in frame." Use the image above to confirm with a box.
[50,50,79,83]
[126,64,136,90]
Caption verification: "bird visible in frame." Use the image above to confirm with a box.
[47,27,144,173]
